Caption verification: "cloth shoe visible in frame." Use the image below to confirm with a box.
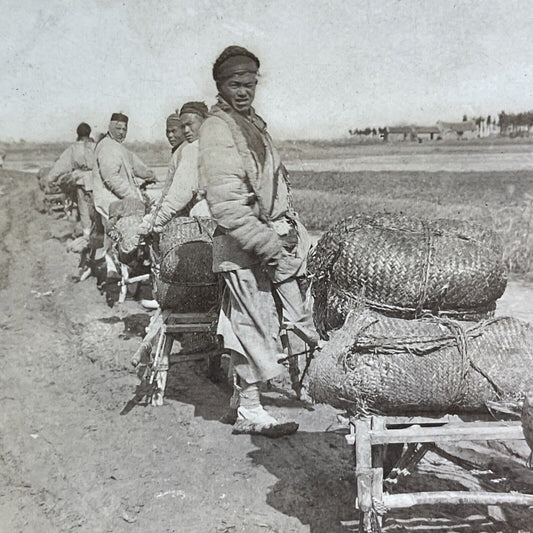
[237,405,279,427]
[140,299,159,310]
[232,405,299,437]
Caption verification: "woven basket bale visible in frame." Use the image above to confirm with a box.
[154,216,218,312]
[107,198,146,263]
[308,309,533,415]
[309,214,507,332]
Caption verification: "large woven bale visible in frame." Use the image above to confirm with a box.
[309,214,507,334]
[308,309,533,415]
[107,197,146,263]
[153,217,218,312]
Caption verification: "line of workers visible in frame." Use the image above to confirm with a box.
[43,45,320,437]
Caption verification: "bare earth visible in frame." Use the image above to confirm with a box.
[1,166,533,533]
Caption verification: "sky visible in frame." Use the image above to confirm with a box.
[2,0,533,142]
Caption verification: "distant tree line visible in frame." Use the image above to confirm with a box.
[497,110,533,135]
[348,127,387,137]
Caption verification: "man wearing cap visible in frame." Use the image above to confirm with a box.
[92,113,155,283]
[199,46,318,436]
[143,102,210,233]
[46,122,96,245]
[92,113,155,220]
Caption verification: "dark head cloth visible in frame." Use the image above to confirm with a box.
[110,112,128,124]
[166,113,181,127]
[179,101,209,118]
[213,46,260,81]
[76,122,91,138]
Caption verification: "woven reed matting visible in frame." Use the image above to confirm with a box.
[309,214,507,328]
[107,198,146,263]
[308,309,533,415]
[312,277,496,337]
[154,216,218,312]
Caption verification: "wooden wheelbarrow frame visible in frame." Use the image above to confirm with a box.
[131,308,223,406]
[44,191,73,217]
[345,414,533,532]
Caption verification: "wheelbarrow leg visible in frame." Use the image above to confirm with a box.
[152,332,173,406]
[370,417,385,530]
[118,263,129,303]
[356,418,374,532]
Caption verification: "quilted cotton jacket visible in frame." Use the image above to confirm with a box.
[92,134,152,219]
[198,102,309,281]
[47,140,95,191]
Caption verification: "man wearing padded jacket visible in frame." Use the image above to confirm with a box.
[199,46,319,436]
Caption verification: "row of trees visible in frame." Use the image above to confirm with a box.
[348,127,388,136]
[498,111,533,133]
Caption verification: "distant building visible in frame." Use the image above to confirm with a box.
[386,126,415,142]
[437,120,476,139]
[414,126,441,141]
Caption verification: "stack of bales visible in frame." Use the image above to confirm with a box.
[307,213,533,415]
[153,216,218,313]
[147,216,220,354]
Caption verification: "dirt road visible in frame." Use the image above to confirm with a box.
[1,169,533,533]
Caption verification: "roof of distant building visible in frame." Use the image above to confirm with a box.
[387,126,413,134]
[437,120,476,132]
[415,126,441,134]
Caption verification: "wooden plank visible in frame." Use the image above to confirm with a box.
[169,352,208,363]
[384,414,460,425]
[383,491,533,509]
[383,414,520,425]
[166,313,216,324]
[370,423,524,445]
[166,324,212,333]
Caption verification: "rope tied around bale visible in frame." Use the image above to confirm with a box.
[372,497,389,516]
[426,315,471,406]
[312,308,517,417]
[327,281,496,324]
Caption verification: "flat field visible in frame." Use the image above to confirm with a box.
[291,169,533,273]
[2,141,533,532]
[6,139,533,273]
[281,140,533,274]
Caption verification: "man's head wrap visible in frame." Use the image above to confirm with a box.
[110,112,128,124]
[76,122,91,138]
[213,46,260,81]
[179,101,209,118]
[166,113,181,128]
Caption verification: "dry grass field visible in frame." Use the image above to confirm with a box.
[6,139,533,274]
[291,169,533,274]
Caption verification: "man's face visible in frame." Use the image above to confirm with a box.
[218,72,257,114]
[166,124,183,147]
[109,120,128,143]
[180,113,204,143]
